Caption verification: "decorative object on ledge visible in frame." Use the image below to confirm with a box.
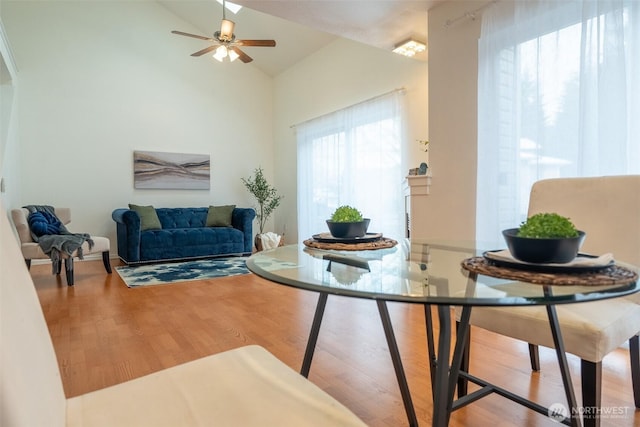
[418,162,428,175]
[408,139,429,175]
[133,151,210,190]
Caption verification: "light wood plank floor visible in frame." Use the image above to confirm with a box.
[31,258,639,426]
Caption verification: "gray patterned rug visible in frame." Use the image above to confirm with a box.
[116,257,250,288]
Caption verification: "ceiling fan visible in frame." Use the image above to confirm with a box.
[171,0,276,63]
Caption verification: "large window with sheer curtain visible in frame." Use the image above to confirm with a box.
[476,0,640,243]
[296,90,406,241]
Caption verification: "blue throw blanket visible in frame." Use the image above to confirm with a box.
[24,205,94,273]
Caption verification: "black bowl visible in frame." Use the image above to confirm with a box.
[326,218,370,238]
[502,228,586,264]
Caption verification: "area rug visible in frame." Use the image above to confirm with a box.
[116,258,250,288]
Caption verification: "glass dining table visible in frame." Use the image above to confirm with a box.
[245,240,640,427]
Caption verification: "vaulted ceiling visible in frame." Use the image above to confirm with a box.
[160,0,445,76]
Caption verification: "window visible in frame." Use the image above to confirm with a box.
[477,0,640,243]
[296,90,406,241]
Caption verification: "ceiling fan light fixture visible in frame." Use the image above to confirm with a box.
[213,45,228,62]
[228,49,240,62]
[392,39,426,57]
[219,19,235,41]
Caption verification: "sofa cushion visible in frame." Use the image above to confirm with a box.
[128,204,161,231]
[206,205,236,227]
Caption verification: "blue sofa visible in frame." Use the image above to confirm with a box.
[112,207,255,264]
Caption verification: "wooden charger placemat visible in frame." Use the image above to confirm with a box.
[303,237,398,251]
[461,256,638,286]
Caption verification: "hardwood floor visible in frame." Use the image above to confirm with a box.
[32,258,639,426]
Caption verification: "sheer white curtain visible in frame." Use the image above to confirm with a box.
[477,0,640,243]
[296,90,406,242]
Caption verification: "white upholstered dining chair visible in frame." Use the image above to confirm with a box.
[458,175,640,427]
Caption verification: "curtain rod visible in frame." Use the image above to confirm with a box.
[444,0,497,28]
[290,87,406,129]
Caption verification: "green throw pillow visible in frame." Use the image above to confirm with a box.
[206,205,236,227]
[128,204,162,231]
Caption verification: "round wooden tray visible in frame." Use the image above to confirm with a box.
[461,256,638,286]
[303,237,398,251]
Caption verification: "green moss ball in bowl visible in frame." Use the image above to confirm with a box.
[503,213,585,264]
[326,205,370,238]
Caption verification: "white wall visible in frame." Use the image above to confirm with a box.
[424,1,481,241]
[1,1,274,247]
[2,0,476,248]
[0,17,19,216]
[273,37,429,242]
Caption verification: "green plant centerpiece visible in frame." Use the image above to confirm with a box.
[241,167,283,239]
[517,213,579,238]
[503,212,585,263]
[330,205,363,223]
[326,205,370,239]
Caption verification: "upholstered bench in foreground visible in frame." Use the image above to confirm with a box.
[1,202,366,427]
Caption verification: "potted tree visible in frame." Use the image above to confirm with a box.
[241,167,283,251]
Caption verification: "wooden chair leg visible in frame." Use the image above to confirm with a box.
[64,258,74,286]
[630,335,640,408]
[581,359,602,427]
[528,343,540,371]
[456,320,470,398]
[25,259,32,270]
[102,251,112,274]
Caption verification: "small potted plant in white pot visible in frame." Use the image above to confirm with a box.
[242,167,283,251]
[326,205,370,238]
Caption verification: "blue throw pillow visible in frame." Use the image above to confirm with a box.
[28,211,62,236]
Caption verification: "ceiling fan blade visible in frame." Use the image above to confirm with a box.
[236,39,276,47]
[231,47,253,63]
[191,45,218,57]
[171,30,214,41]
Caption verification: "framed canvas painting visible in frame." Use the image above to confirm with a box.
[133,151,210,190]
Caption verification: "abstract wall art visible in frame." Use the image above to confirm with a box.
[133,151,210,190]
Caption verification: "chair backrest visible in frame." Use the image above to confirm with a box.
[528,175,640,266]
[1,204,66,427]
[11,207,71,244]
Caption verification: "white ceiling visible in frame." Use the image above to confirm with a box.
[159,0,445,76]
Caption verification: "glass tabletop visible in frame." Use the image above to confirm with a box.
[246,240,640,306]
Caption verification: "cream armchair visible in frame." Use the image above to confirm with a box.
[459,175,640,426]
[11,207,112,286]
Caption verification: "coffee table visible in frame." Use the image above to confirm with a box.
[246,240,639,427]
